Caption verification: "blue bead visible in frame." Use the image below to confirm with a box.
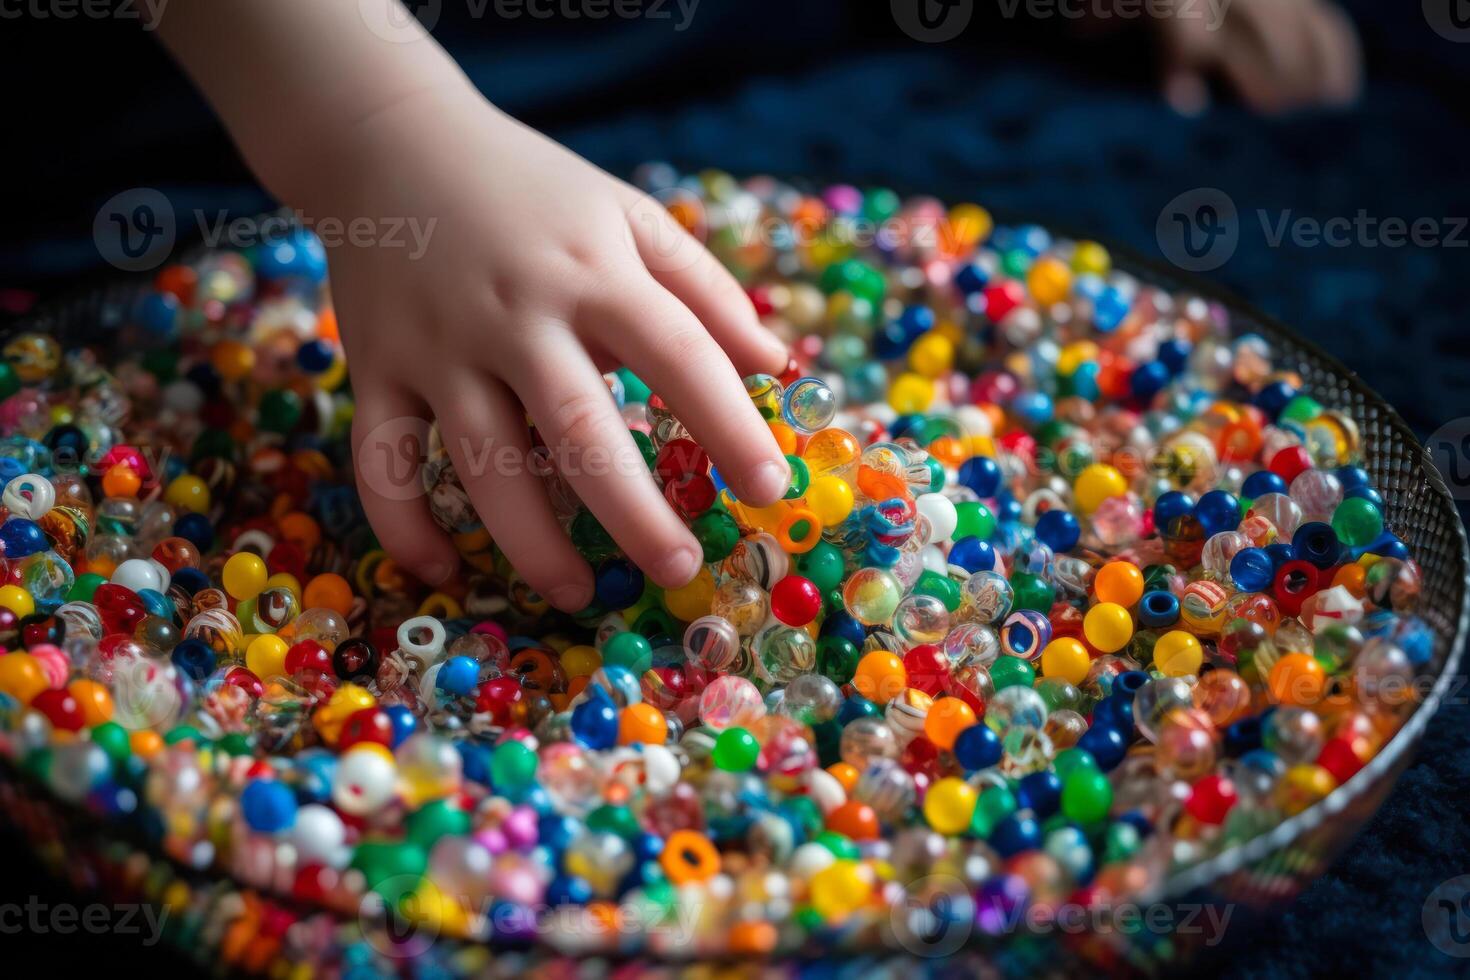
[958,456,1002,497]
[898,305,936,336]
[457,742,495,785]
[989,811,1042,857]
[948,536,997,574]
[571,692,619,750]
[1194,490,1241,536]
[546,874,594,907]
[240,780,297,833]
[1091,693,1134,737]
[135,292,181,338]
[1034,509,1080,553]
[820,610,867,647]
[170,638,217,682]
[1152,491,1195,534]
[0,458,24,484]
[1229,547,1275,593]
[1265,542,1295,568]
[887,414,922,441]
[1252,380,1296,419]
[954,262,990,294]
[383,704,417,748]
[1017,771,1063,819]
[1335,466,1370,490]
[1157,339,1191,375]
[254,227,328,282]
[594,559,644,609]
[170,567,210,596]
[1364,532,1409,561]
[1137,590,1180,629]
[174,512,215,552]
[954,723,1003,771]
[1013,391,1053,425]
[538,813,582,853]
[1225,717,1265,756]
[436,655,480,697]
[1130,361,1170,402]
[1077,725,1127,771]
[995,494,1023,525]
[0,518,47,559]
[296,339,336,374]
[1292,521,1341,568]
[873,322,912,361]
[1345,485,1384,510]
[1093,289,1130,332]
[1117,810,1153,838]
[1241,470,1287,499]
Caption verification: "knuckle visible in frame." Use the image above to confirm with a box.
[662,325,714,367]
[546,388,612,447]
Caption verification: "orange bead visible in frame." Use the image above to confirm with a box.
[852,651,907,705]
[826,762,860,793]
[660,830,721,885]
[1094,561,1144,608]
[768,421,799,455]
[211,339,256,381]
[67,679,114,726]
[927,435,968,468]
[618,702,668,745]
[303,573,354,617]
[1332,563,1368,599]
[1268,652,1327,706]
[316,306,340,342]
[827,800,881,840]
[728,921,778,955]
[154,264,198,305]
[130,729,164,757]
[277,512,322,553]
[923,696,977,750]
[101,463,142,499]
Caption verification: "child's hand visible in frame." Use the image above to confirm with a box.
[1154,0,1362,115]
[307,89,791,608]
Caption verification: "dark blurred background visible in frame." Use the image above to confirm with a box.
[2,0,1470,975]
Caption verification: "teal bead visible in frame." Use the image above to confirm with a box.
[797,541,847,593]
[616,368,651,404]
[586,803,640,838]
[602,631,653,675]
[970,785,1018,837]
[404,799,471,849]
[570,510,619,562]
[490,740,538,790]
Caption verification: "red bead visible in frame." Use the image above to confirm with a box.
[1268,446,1313,484]
[285,640,333,677]
[224,666,264,698]
[1272,560,1323,617]
[664,472,716,518]
[770,575,822,627]
[654,438,709,484]
[1317,736,1367,784]
[32,689,84,731]
[476,675,524,726]
[1184,773,1238,825]
[983,280,1026,323]
[900,735,940,777]
[338,707,395,750]
[902,644,948,695]
[94,584,147,633]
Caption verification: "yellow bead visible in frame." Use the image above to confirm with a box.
[266,572,302,601]
[806,476,855,527]
[246,634,290,680]
[1072,240,1112,277]
[908,333,954,379]
[0,652,48,704]
[809,861,872,921]
[1074,464,1128,514]
[0,585,34,619]
[1276,764,1336,816]
[561,645,602,678]
[887,372,934,414]
[945,203,993,251]
[223,552,269,601]
[164,474,211,514]
[923,777,978,835]
[1153,630,1203,677]
[1026,256,1073,307]
[313,682,376,745]
[1083,602,1134,654]
[1040,637,1092,686]
[1056,341,1100,378]
[664,566,715,622]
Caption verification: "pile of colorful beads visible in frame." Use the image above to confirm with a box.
[0,167,1438,969]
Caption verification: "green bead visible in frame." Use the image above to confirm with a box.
[67,573,107,604]
[1010,571,1055,614]
[350,840,427,902]
[490,740,538,790]
[794,906,826,932]
[90,721,132,763]
[1060,768,1113,824]
[634,607,680,641]
[813,718,843,768]
[797,542,847,594]
[631,429,657,469]
[814,830,860,861]
[405,799,471,849]
[784,455,810,499]
[141,349,179,382]
[602,631,653,675]
[586,803,640,838]
[616,368,651,404]
[191,427,238,463]
[913,569,962,612]
[989,655,1036,691]
[257,389,302,434]
[1001,248,1032,279]
[781,796,825,840]
[571,510,619,562]
[862,188,901,224]
[0,362,18,400]
[164,725,205,746]
[971,785,1018,838]
[1280,394,1323,423]
[1142,563,1177,593]
[1331,496,1383,548]
[1104,821,1142,862]
[817,636,862,683]
[216,733,253,756]
[712,727,760,771]
[1053,746,1098,781]
[818,258,885,305]
[954,501,996,542]
[692,509,741,563]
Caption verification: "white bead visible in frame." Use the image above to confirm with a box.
[112,557,167,593]
[641,743,681,794]
[790,842,836,878]
[2,474,55,520]
[332,747,398,816]
[916,492,958,544]
[290,803,348,866]
[803,766,846,814]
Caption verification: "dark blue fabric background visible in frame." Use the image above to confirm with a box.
[1,1,1468,974]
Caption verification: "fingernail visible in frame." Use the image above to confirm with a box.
[422,561,456,586]
[549,585,591,611]
[744,459,790,505]
[653,546,702,588]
